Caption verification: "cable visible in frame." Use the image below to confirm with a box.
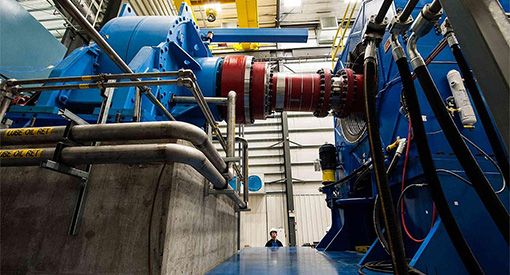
[436,169,472,186]
[461,135,506,193]
[358,260,426,275]
[397,184,436,243]
[321,161,372,190]
[148,164,167,275]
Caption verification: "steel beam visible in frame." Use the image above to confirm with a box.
[439,0,510,148]
[200,28,308,43]
[280,111,296,247]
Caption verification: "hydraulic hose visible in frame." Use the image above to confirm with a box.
[390,35,484,274]
[364,41,409,275]
[408,34,510,244]
[400,0,419,22]
[449,43,509,184]
[428,0,442,14]
[375,0,394,24]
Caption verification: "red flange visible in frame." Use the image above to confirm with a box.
[251,62,269,120]
[221,55,250,124]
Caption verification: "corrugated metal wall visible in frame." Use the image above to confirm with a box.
[219,61,334,248]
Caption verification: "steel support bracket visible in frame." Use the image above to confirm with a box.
[40,159,89,180]
[389,14,413,35]
[362,15,388,45]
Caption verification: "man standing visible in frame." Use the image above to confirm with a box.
[265,228,283,247]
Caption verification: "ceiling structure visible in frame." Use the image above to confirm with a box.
[191,0,359,29]
[16,0,360,57]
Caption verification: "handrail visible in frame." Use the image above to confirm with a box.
[331,2,357,68]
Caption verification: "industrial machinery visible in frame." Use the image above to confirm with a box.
[1,0,509,274]
[316,0,509,274]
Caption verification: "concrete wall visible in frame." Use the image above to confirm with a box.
[1,142,237,274]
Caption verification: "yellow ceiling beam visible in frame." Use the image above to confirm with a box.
[190,0,236,6]
[235,0,259,28]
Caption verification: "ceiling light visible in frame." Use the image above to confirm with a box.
[283,0,301,7]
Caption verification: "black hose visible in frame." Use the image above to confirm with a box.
[364,53,409,275]
[321,161,371,189]
[400,0,419,22]
[394,57,484,274]
[449,44,509,185]
[429,0,442,14]
[375,0,393,24]
[413,64,510,245]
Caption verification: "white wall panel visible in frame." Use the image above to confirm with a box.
[294,194,331,246]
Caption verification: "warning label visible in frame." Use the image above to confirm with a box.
[4,127,53,137]
[0,149,43,158]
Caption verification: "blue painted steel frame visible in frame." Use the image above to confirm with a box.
[319,0,509,274]
[199,28,308,43]
[6,3,309,128]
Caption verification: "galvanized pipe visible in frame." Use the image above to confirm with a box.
[0,121,226,173]
[16,79,181,93]
[172,96,228,106]
[8,71,181,86]
[236,137,249,204]
[0,143,227,189]
[227,91,236,176]
[226,189,247,209]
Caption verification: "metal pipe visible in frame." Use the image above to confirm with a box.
[227,91,236,176]
[0,121,227,173]
[0,94,13,124]
[172,96,228,106]
[8,71,180,86]
[17,79,181,93]
[133,87,142,122]
[225,187,247,209]
[0,144,226,188]
[236,137,249,204]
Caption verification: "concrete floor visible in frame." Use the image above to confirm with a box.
[206,247,364,274]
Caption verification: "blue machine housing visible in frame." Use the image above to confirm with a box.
[7,4,222,127]
[318,0,509,274]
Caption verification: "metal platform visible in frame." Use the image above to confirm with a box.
[207,247,364,274]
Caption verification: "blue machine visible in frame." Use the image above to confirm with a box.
[317,0,509,274]
[4,4,307,128]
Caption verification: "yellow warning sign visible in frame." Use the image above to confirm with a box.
[4,127,53,137]
[0,149,43,158]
